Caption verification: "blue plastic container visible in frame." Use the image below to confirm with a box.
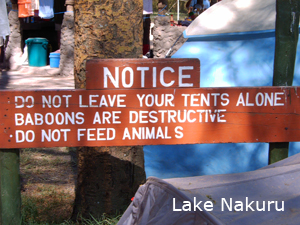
[25,38,48,67]
[49,52,60,68]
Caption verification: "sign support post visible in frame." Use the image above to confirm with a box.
[0,149,21,225]
[269,0,300,164]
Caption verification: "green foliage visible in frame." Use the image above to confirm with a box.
[21,187,72,224]
[21,196,40,225]
[76,214,121,225]
[21,190,121,224]
[22,202,121,225]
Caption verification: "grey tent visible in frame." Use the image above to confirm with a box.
[118,152,300,225]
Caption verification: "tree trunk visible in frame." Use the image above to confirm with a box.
[59,10,74,77]
[71,0,145,220]
[5,2,23,70]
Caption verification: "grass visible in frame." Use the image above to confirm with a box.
[20,148,121,225]
[21,184,74,224]
[68,214,122,225]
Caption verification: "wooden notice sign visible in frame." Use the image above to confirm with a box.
[0,86,300,148]
[86,58,201,89]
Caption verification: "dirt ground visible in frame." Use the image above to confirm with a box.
[20,147,77,223]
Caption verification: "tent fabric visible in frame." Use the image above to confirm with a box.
[184,0,276,37]
[118,153,300,225]
[0,0,10,39]
[149,0,300,180]
[117,177,223,225]
[38,0,54,19]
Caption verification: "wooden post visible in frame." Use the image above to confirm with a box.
[0,149,21,225]
[269,0,300,164]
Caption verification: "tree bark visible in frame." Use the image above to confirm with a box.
[5,3,23,70]
[72,0,145,220]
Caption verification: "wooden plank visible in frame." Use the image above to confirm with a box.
[0,86,299,148]
[86,58,201,90]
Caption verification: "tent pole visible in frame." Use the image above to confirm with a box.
[177,0,180,21]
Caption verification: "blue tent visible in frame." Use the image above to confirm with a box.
[144,0,300,179]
